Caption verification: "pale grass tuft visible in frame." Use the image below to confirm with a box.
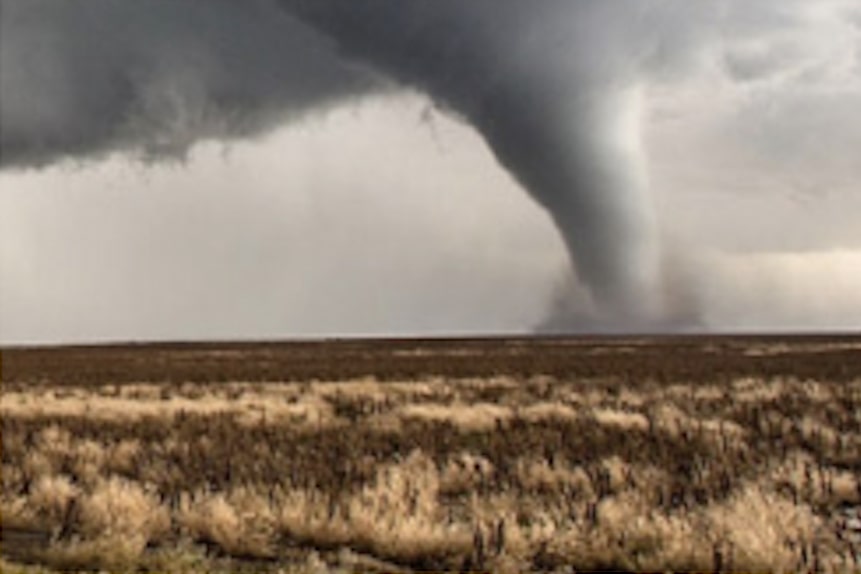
[459,376,521,391]
[540,481,822,572]
[466,493,535,562]
[2,464,25,493]
[618,388,646,408]
[700,417,747,438]
[303,551,330,574]
[117,383,164,400]
[364,411,404,433]
[381,378,454,402]
[601,456,632,492]
[347,450,471,563]
[796,380,834,403]
[279,450,471,565]
[398,402,511,432]
[36,425,73,454]
[275,394,339,427]
[41,477,170,570]
[439,452,495,494]
[179,488,275,557]
[277,488,352,547]
[0,494,39,531]
[731,377,785,403]
[237,394,341,428]
[106,439,140,474]
[651,403,687,436]
[515,457,593,497]
[22,452,54,482]
[77,476,170,546]
[706,482,821,571]
[70,440,106,486]
[592,407,649,431]
[518,402,579,423]
[29,474,79,525]
[581,388,609,406]
[545,490,707,571]
[576,489,710,570]
[742,344,793,357]
[798,415,839,446]
[768,450,859,506]
[830,470,859,504]
[769,450,819,495]
[309,378,387,404]
[652,404,746,448]
[691,385,726,401]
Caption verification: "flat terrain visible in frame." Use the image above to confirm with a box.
[2,335,860,572]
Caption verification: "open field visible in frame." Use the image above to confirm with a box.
[2,335,861,572]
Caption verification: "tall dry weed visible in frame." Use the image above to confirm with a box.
[76,476,170,545]
[178,488,275,557]
[28,474,79,526]
[705,482,822,571]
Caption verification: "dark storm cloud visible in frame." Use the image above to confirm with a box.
[0,0,379,168]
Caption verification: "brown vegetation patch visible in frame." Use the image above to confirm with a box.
[2,335,860,572]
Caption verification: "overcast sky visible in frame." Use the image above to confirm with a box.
[2,1,860,343]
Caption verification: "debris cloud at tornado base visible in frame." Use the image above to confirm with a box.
[1,1,721,331]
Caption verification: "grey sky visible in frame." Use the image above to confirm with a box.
[1,1,860,342]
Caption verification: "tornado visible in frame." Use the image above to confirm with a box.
[1,0,710,328]
[279,0,667,323]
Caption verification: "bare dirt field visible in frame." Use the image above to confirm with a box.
[2,335,860,573]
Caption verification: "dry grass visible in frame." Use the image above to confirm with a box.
[397,402,512,432]
[592,407,650,431]
[178,488,276,558]
[2,336,860,572]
